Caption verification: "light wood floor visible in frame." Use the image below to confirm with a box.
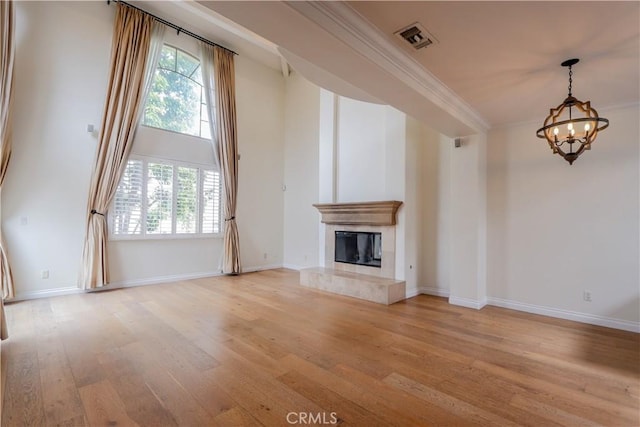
[1,269,638,426]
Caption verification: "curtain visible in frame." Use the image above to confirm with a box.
[139,24,165,122]
[199,42,220,171]
[79,4,163,289]
[0,0,15,340]
[213,47,241,274]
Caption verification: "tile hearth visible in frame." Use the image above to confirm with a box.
[300,267,406,305]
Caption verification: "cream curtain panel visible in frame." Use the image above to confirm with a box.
[0,0,16,340]
[199,42,220,172]
[80,4,162,289]
[214,47,241,274]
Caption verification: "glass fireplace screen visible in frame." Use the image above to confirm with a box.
[334,231,382,268]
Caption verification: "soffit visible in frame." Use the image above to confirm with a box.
[130,0,282,71]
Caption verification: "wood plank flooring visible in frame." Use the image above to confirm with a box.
[1,268,638,426]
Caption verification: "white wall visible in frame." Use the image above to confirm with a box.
[416,126,452,296]
[403,117,421,295]
[449,133,488,308]
[336,98,387,202]
[4,1,285,297]
[283,72,320,270]
[6,2,112,296]
[487,104,640,327]
[234,54,285,271]
[384,107,407,283]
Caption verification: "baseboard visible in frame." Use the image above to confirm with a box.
[11,272,225,300]
[9,268,266,301]
[106,265,284,288]
[419,286,450,298]
[449,296,488,310]
[107,271,222,289]
[281,263,303,271]
[405,287,421,299]
[9,287,83,302]
[243,264,284,273]
[487,297,640,333]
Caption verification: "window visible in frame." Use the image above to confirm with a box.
[111,157,221,238]
[142,44,211,139]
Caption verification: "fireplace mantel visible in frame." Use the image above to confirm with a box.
[313,201,403,226]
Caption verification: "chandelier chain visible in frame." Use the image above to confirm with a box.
[568,66,573,96]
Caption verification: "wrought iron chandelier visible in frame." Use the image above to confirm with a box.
[536,59,609,165]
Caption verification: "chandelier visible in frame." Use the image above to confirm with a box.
[536,58,609,165]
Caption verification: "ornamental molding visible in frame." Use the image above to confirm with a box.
[313,201,403,226]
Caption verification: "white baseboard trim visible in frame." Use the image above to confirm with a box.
[243,264,284,273]
[405,287,421,299]
[487,297,640,333]
[282,263,303,271]
[109,265,285,287]
[9,286,83,302]
[449,296,488,310]
[107,271,222,289]
[419,286,450,298]
[9,266,284,302]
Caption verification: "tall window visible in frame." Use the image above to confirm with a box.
[111,43,221,239]
[142,45,211,139]
[111,157,221,238]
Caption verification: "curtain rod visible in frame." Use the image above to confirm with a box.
[107,0,238,56]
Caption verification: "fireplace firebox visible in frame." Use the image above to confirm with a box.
[335,231,382,268]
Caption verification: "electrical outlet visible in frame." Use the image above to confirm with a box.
[20,216,28,226]
[41,270,49,279]
[583,290,592,302]
[263,253,267,260]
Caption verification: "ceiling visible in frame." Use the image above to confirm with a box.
[347,1,640,127]
[137,1,640,137]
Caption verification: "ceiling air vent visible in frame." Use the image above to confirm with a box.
[394,22,437,50]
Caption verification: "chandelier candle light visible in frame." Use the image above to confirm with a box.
[536,58,609,165]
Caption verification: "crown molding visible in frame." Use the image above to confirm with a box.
[284,1,490,133]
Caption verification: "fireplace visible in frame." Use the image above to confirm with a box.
[314,200,402,279]
[300,200,406,305]
[335,231,382,268]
